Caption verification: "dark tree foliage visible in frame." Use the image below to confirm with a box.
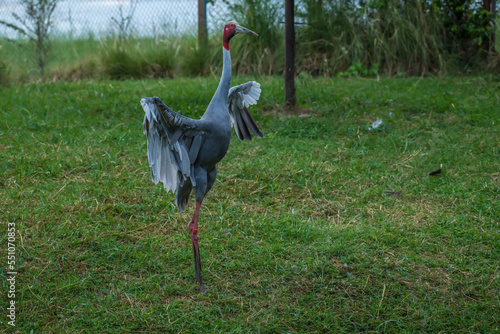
[432,0,495,58]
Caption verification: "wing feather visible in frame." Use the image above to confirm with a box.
[227,81,263,141]
[233,105,251,140]
[189,135,204,162]
[241,107,263,138]
[141,97,204,196]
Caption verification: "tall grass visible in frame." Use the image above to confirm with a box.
[222,0,284,75]
[296,0,449,75]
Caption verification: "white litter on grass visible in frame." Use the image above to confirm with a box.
[372,118,383,129]
[369,118,383,130]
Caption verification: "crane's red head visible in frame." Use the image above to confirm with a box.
[223,20,258,50]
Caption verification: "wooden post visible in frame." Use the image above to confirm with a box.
[482,0,496,52]
[198,0,207,48]
[492,0,496,52]
[285,0,296,107]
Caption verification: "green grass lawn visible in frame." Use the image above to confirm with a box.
[1,76,499,333]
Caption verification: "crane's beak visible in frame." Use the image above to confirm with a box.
[235,25,258,36]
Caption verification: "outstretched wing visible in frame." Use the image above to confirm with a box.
[228,81,263,141]
[141,96,205,195]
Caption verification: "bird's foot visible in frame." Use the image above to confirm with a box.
[195,278,206,293]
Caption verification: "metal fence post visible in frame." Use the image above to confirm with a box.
[285,0,296,107]
[198,0,208,47]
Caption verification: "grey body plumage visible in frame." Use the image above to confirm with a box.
[141,48,262,212]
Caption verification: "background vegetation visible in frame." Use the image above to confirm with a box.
[0,0,499,83]
[1,76,499,332]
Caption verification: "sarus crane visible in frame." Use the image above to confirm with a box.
[140,21,262,291]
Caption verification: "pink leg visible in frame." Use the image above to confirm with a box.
[188,201,204,292]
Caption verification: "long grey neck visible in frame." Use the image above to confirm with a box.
[204,48,231,119]
[214,47,232,100]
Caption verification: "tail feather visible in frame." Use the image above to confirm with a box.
[175,179,193,212]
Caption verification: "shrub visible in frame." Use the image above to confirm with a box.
[0,59,9,85]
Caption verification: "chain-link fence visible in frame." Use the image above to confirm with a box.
[0,0,229,38]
